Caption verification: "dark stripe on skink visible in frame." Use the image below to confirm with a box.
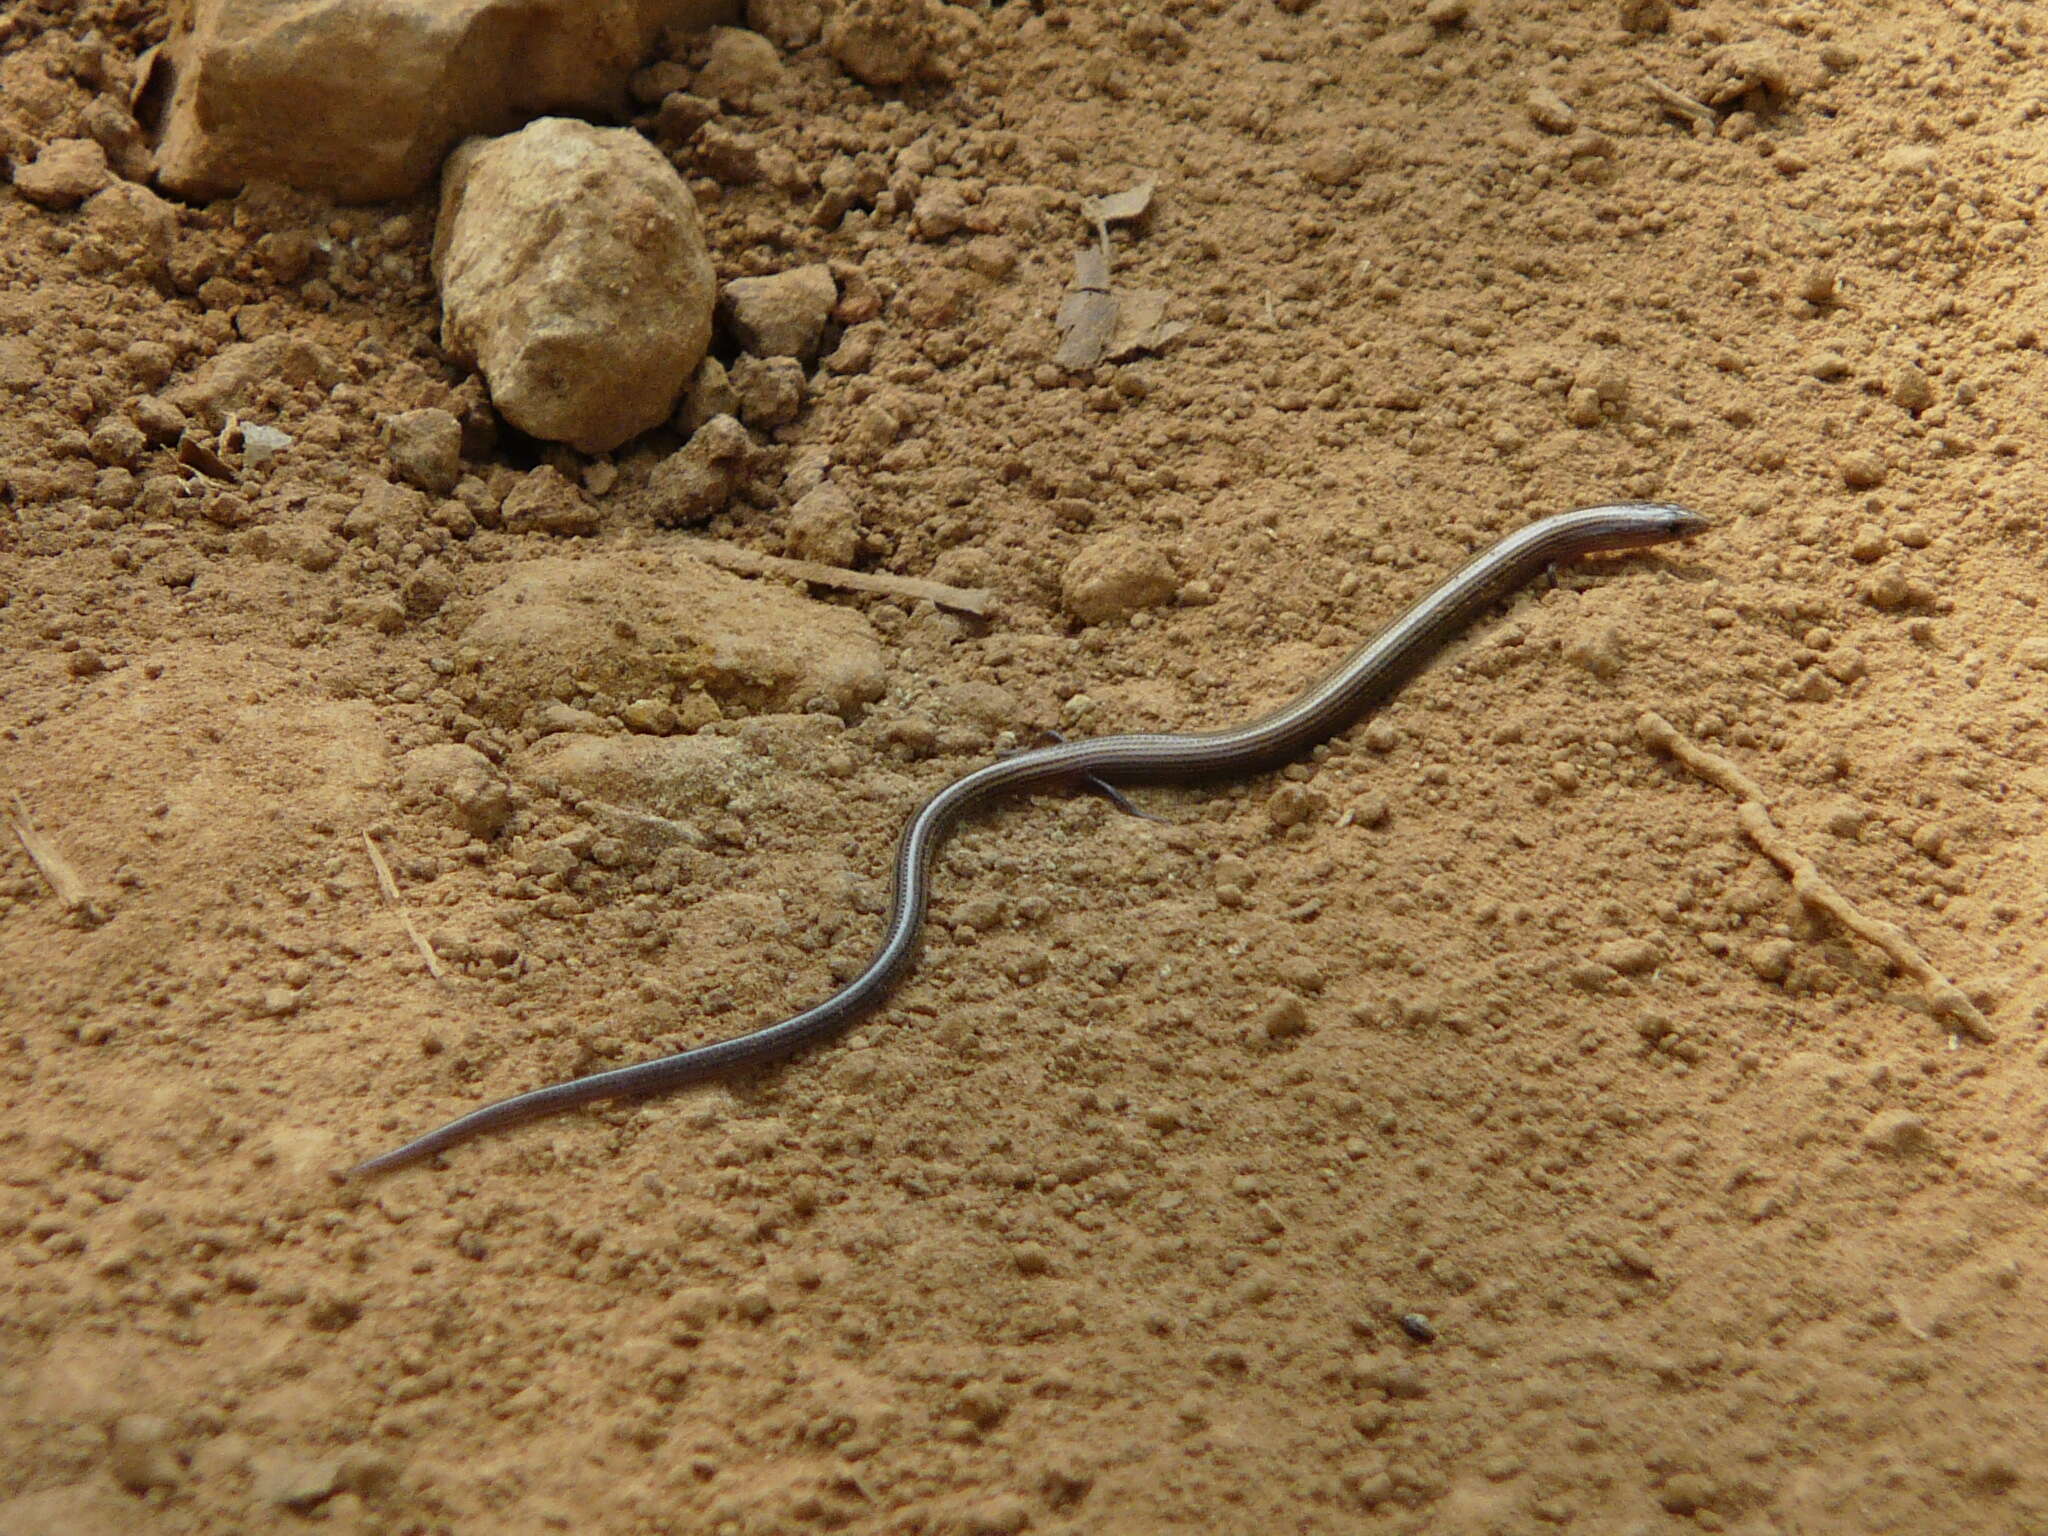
[350,502,1708,1176]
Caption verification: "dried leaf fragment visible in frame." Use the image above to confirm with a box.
[1080,177,1156,228]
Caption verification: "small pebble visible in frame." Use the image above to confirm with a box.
[384,407,462,493]
[1525,86,1576,134]
[1839,450,1887,489]
[1861,1109,1929,1153]
[1266,782,1324,829]
[1594,938,1662,975]
[108,1414,181,1492]
[251,1452,343,1509]
[1258,994,1310,1040]
[1890,364,1935,413]
[1746,939,1796,983]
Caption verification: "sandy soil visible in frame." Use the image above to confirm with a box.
[4,1,2047,1532]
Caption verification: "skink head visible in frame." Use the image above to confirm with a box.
[1655,504,1712,539]
[1565,502,1710,553]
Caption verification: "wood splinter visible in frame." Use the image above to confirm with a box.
[4,792,106,925]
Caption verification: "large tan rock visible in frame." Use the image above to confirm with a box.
[434,119,716,453]
[151,0,731,202]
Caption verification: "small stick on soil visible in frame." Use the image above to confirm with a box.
[4,793,105,924]
[677,537,993,617]
[1637,711,1994,1043]
[362,831,448,986]
[1645,73,1717,131]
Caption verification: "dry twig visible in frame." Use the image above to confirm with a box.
[1637,712,1993,1042]
[677,537,993,617]
[4,792,105,924]
[1645,73,1717,130]
[362,831,448,986]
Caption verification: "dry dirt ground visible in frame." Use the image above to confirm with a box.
[4,1,2048,1533]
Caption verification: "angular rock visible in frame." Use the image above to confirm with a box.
[721,264,838,361]
[152,0,730,202]
[12,139,114,209]
[435,118,716,453]
[460,550,886,726]
[499,463,599,536]
[384,407,463,493]
[730,354,804,429]
[648,414,752,526]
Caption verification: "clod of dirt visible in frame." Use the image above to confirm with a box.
[435,118,716,454]
[249,1452,341,1511]
[1699,40,1799,108]
[1060,535,1179,624]
[785,483,861,567]
[1525,86,1577,135]
[77,183,177,287]
[399,743,512,838]
[106,1413,182,1494]
[667,361,728,445]
[10,137,111,208]
[695,26,787,110]
[163,335,339,431]
[826,0,936,87]
[748,0,823,50]
[460,550,886,728]
[1860,1109,1931,1154]
[649,413,753,525]
[500,464,599,537]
